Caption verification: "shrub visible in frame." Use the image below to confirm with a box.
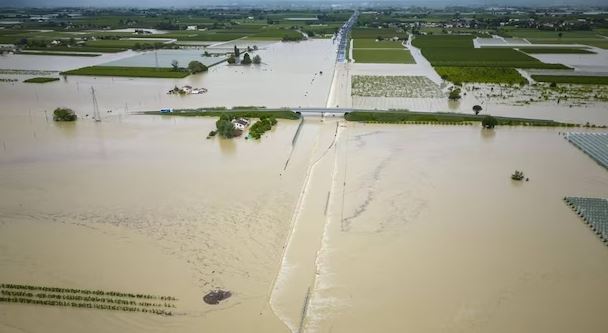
[187,61,208,74]
[448,88,462,100]
[482,115,498,129]
[53,108,77,121]
[242,53,252,65]
[253,54,261,64]
[227,55,236,64]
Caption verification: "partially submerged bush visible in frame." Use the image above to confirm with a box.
[482,115,497,129]
[53,108,77,121]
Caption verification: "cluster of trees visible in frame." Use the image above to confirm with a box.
[448,88,462,100]
[249,116,277,139]
[227,46,262,65]
[215,114,238,138]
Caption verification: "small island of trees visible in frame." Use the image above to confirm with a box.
[53,107,77,121]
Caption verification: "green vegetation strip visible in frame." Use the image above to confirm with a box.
[62,66,190,78]
[519,48,595,54]
[1,283,177,316]
[18,51,101,57]
[23,77,60,83]
[353,49,415,64]
[435,67,527,85]
[249,117,278,139]
[146,108,300,120]
[345,111,575,127]
[26,46,127,53]
[532,75,608,85]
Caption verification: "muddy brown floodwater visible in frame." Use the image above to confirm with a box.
[0,112,333,332]
[303,124,608,333]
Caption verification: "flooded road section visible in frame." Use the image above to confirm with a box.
[302,124,608,333]
[0,112,333,332]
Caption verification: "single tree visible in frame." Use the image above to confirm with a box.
[171,60,179,71]
[448,88,462,100]
[482,115,498,129]
[473,105,483,115]
[242,53,252,65]
[188,60,208,74]
[227,54,236,64]
[253,54,262,64]
[53,107,77,121]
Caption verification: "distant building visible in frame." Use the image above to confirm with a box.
[186,25,198,31]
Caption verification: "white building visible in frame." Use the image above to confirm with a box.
[186,25,198,31]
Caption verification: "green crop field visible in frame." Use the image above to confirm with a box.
[412,34,474,48]
[351,28,408,39]
[498,28,608,49]
[26,46,127,53]
[353,49,415,64]
[85,39,169,48]
[532,75,608,85]
[519,47,595,54]
[62,66,190,78]
[435,67,527,84]
[421,47,568,69]
[18,51,100,57]
[353,38,404,49]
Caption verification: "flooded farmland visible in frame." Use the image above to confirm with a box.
[0,111,325,332]
[2,10,608,333]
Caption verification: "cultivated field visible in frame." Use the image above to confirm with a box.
[351,75,444,98]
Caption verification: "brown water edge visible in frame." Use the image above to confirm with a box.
[304,124,608,333]
[0,113,331,332]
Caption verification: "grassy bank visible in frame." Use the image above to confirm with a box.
[345,111,576,127]
[18,51,101,57]
[146,108,300,120]
[23,77,60,83]
[26,46,127,53]
[532,75,608,85]
[436,67,527,85]
[62,66,190,78]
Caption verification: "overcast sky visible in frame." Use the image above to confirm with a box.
[0,0,602,8]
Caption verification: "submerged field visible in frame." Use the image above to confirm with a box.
[303,124,608,333]
[351,75,443,98]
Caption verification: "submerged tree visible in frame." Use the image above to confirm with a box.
[473,105,483,115]
[171,60,179,71]
[216,115,237,138]
[227,54,236,64]
[241,53,252,65]
[234,45,240,58]
[53,107,77,121]
[448,88,462,100]
[252,54,262,64]
[482,115,497,129]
